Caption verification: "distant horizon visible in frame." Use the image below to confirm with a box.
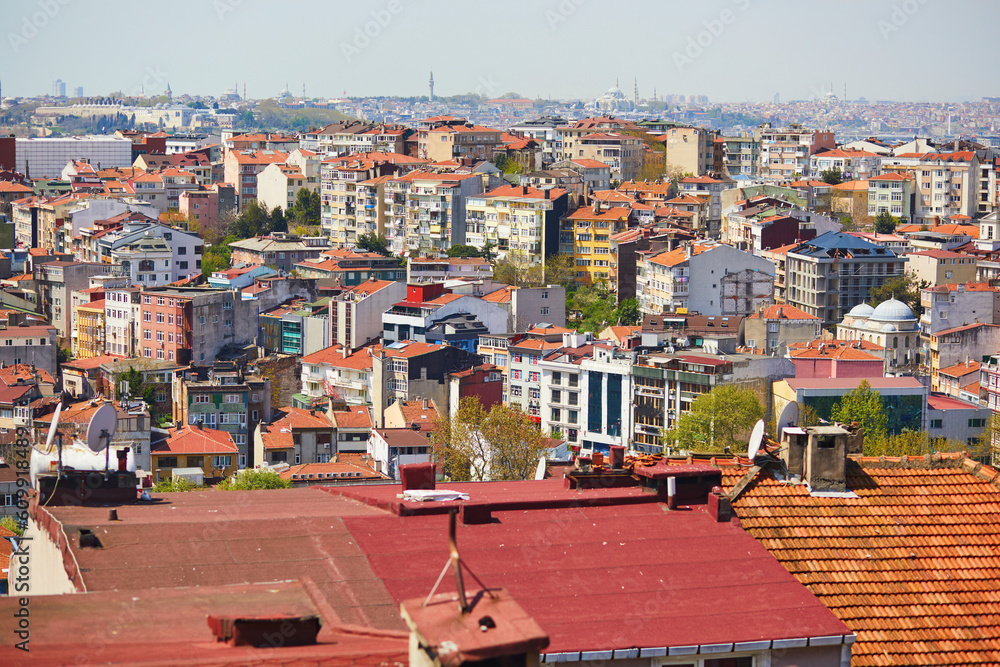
[2,0,998,103]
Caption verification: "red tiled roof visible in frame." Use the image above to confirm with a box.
[330,405,371,430]
[719,453,1000,667]
[747,304,820,321]
[153,426,238,455]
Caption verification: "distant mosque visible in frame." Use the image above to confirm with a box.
[589,82,634,113]
[836,298,919,370]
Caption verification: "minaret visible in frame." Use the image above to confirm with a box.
[634,78,638,106]
[428,71,434,102]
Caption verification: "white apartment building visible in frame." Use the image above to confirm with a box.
[636,240,775,317]
[882,151,987,225]
[16,135,133,178]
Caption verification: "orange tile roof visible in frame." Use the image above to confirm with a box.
[329,405,371,430]
[269,406,333,431]
[278,460,385,482]
[748,304,820,321]
[564,205,631,221]
[718,453,1000,667]
[0,364,55,387]
[646,241,716,268]
[481,286,514,303]
[394,400,439,432]
[938,360,980,377]
[301,344,378,371]
[154,426,238,455]
[788,346,881,361]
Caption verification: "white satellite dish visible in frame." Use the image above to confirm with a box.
[44,401,63,454]
[747,419,765,460]
[777,401,799,433]
[533,456,547,481]
[86,403,118,453]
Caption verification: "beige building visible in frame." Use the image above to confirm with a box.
[256,163,311,213]
[658,126,715,176]
[904,249,977,287]
[419,122,502,163]
[571,132,643,181]
[882,151,985,225]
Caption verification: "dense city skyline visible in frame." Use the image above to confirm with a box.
[2,0,999,102]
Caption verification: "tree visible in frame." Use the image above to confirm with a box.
[433,398,547,482]
[830,380,888,450]
[287,188,320,227]
[667,385,764,453]
[820,167,843,185]
[152,477,205,492]
[0,516,23,535]
[201,238,233,279]
[446,244,484,258]
[269,205,287,234]
[567,283,616,332]
[230,201,269,240]
[356,232,391,257]
[612,298,640,326]
[120,366,155,406]
[867,271,927,317]
[543,253,574,287]
[219,469,291,490]
[492,250,543,287]
[874,211,899,234]
[970,412,1000,465]
[862,429,966,459]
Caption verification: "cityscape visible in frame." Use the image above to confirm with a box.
[2,1,1000,666]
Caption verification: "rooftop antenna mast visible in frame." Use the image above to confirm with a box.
[423,508,496,613]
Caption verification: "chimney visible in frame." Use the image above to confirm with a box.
[422,397,429,410]
[780,424,854,492]
[685,242,693,259]
[522,185,529,195]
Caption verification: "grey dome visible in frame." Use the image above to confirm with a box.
[848,302,875,319]
[871,298,914,322]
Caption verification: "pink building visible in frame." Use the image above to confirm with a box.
[790,343,884,379]
[179,188,218,230]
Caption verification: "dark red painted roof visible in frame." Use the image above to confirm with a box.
[26,479,849,658]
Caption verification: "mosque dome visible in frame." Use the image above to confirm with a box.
[871,298,914,322]
[847,302,875,319]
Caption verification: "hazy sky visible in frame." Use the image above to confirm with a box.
[2,0,997,103]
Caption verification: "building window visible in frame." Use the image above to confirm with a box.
[213,455,232,468]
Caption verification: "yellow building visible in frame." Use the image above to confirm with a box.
[830,180,871,226]
[563,205,631,288]
[75,299,106,359]
[151,425,239,483]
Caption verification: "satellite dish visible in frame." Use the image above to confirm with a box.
[533,456,547,481]
[747,419,765,460]
[777,401,799,433]
[44,401,63,454]
[86,403,118,453]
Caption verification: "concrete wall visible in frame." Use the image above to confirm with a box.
[512,286,566,330]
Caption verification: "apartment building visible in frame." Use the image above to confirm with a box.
[919,282,1000,344]
[744,304,823,355]
[809,149,882,181]
[785,232,907,325]
[571,133,643,181]
[636,240,775,317]
[300,344,375,407]
[0,318,58,379]
[718,134,760,177]
[256,163,311,213]
[174,361,271,469]
[151,426,239,483]
[293,247,405,285]
[33,260,109,340]
[329,279,405,352]
[383,171,483,255]
[555,117,639,162]
[319,152,426,244]
[563,204,631,287]
[548,159,612,192]
[658,126,715,176]
[758,124,836,181]
[222,149,289,209]
[301,121,409,156]
[417,117,502,163]
[407,257,492,284]
[229,232,330,273]
[882,151,987,224]
[867,172,914,220]
[677,175,735,238]
[632,352,736,453]
[381,282,507,344]
[904,249,977,287]
[254,407,335,467]
[465,185,569,266]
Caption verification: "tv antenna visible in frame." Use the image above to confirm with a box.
[86,402,118,478]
